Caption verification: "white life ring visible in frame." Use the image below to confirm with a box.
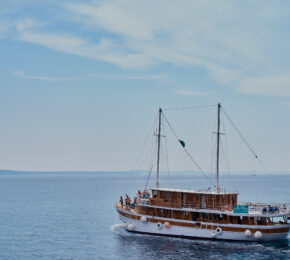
[216,227,223,234]
[156,222,163,229]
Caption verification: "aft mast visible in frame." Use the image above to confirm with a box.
[216,103,221,193]
[156,108,162,188]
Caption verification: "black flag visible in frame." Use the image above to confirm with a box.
[178,139,185,148]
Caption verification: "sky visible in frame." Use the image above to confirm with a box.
[0,0,290,172]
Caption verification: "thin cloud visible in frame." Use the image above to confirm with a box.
[90,73,167,81]
[238,73,290,97]
[12,70,76,82]
[16,23,154,68]
[3,1,290,96]
[175,89,207,97]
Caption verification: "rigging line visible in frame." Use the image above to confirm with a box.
[163,104,217,111]
[140,133,156,173]
[130,126,157,184]
[183,147,215,186]
[144,165,154,190]
[145,143,157,188]
[256,157,269,172]
[221,107,258,158]
[220,139,229,174]
[162,112,214,186]
[164,138,173,188]
[129,115,158,184]
[130,139,153,182]
[221,107,269,173]
[209,132,215,177]
[161,119,172,188]
[221,115,230,174]
[209,114,217,178]
[132,115,158,172]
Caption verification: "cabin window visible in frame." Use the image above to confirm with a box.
[230,216,239,224]
[232,195,235,204]
[163,210,169,218]
[260,217,267,224]
[191,212,198,221]
[201,195,205,209]
[167,192,170,198]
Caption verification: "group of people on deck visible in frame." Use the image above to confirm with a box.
[119,190,150,210]
[138,189,150,199]
[119,194,137,210]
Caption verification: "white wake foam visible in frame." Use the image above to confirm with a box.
[111,223,130,236]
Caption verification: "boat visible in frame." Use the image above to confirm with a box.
[115,104,290,241]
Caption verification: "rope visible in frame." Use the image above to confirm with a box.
[128,115,157,186]
[209,114,217,178]
[222,108,258,158]
[221,107,269,172]
[221,115,230,174]
[132,115,158,172]
[162,112,214,186]
[163,104,217,111]
[144,165,153,190]
[161,120,172,188]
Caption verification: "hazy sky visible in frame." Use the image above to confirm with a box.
[0,0,290,172]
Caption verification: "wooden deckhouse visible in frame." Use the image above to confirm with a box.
[150,188,237,210]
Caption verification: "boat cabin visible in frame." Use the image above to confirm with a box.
[150,188,238,211]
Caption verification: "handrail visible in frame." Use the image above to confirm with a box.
[137,198,290,214]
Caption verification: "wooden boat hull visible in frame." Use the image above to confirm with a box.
[116,207,290,242]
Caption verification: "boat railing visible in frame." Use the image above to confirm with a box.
[138,198,150,205]
[138,198,290,214]
[239,202,290,215]
[139,198,234,211]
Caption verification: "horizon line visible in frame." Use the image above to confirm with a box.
[0,169,290,174]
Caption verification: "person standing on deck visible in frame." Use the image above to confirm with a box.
[119,196,123,209]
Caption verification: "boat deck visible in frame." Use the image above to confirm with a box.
[136,199,290,217]
[115,203,137,214]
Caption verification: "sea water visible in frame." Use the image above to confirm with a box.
[0,171,289,260]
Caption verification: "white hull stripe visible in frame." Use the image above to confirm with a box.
[118,213,289,241]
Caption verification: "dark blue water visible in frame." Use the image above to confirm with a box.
[0,172,289,260]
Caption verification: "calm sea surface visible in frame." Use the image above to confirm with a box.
[0,172,289,260]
